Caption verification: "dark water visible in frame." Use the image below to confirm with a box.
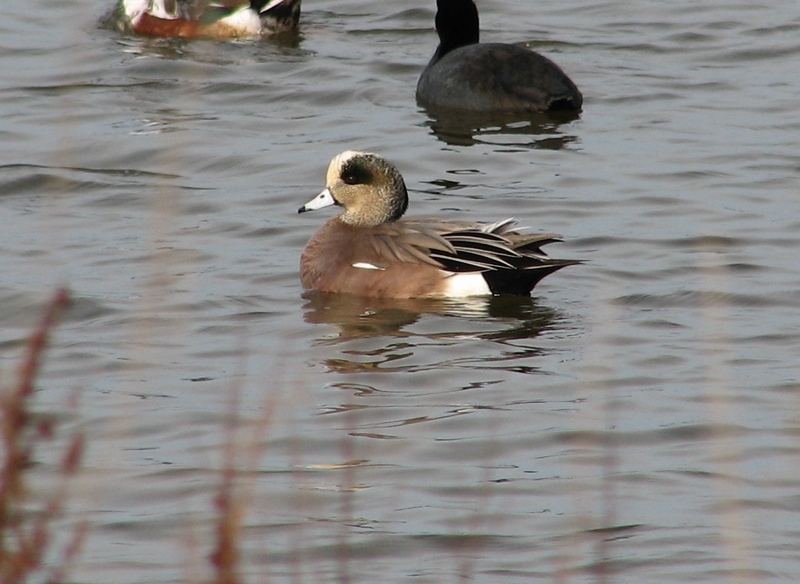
[2,0,800,582]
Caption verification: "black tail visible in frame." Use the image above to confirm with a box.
[483,260,581,296]
[249,0,300,31]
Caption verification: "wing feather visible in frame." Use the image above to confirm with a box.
[363,217,572,276]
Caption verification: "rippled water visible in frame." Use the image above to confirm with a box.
[2,0,800,582]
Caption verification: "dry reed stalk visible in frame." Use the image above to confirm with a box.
[209,386,245,584]
[207,339,281,584]
[0,288,87,584]
[209,459,242,584]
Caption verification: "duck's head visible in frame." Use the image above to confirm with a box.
[299,151,409,227]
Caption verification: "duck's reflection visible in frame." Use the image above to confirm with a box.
[305,291,472,336]
[302,291,566,374]
[421,107,581,149]
[303,291,559,338]
[110,28,304,61]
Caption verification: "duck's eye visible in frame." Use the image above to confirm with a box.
[340,159,371,186]
[342,172,360,185]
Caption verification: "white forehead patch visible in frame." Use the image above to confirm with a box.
[329,150,375,175]
[335,150,367,165]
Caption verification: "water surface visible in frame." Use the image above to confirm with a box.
[1,0,799,582]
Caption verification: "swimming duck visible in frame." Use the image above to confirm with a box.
[298,151,580,298]
[417,0,582,112]
[112,0,300,39]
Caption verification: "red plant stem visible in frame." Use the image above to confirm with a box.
[17,288,71,399]
[0,288,71,580]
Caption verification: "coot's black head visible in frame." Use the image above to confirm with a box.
[434,0,480,60]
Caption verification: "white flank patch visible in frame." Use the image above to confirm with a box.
[441,272,491,297]
[352,262,384,271]
[123,0,151,21]
[220,8,262,34]
[148,0,174,19]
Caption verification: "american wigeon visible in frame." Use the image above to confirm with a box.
[416,0,582,113]
[298,151,580,298]
[110,0,300,39]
